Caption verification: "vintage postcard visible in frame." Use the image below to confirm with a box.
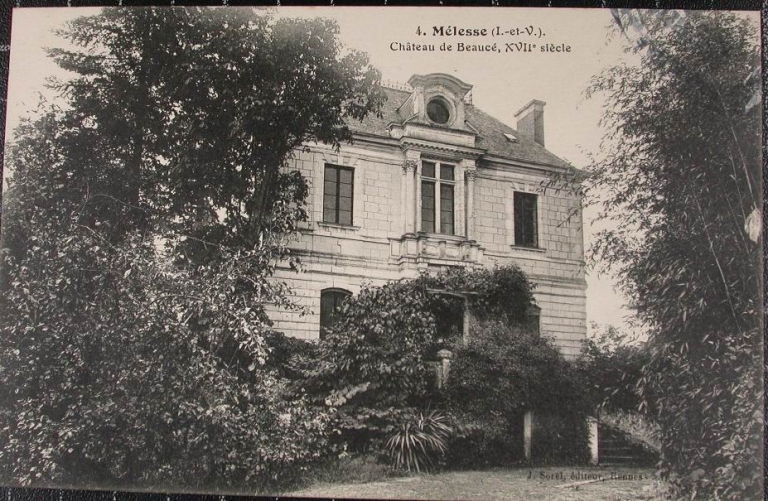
[0,5,762,500]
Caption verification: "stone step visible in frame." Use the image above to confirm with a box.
[600,439,630,446]
[598,422,659,467]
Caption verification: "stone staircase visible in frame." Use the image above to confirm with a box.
[598,422,659,467]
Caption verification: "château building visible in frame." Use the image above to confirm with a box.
[266,73,586,358]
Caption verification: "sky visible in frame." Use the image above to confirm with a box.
[4,6,646,334]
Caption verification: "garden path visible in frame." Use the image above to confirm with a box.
[291,467,660,501]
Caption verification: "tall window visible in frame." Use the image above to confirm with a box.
[323,164,354,225]
[421,161,455,235]
[514,191,538,247]
[319,288,351,340]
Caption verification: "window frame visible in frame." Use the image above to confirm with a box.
[323,164,354,226]
[319,288,352,340]
[513,191,539,248]
[421,160,456,235]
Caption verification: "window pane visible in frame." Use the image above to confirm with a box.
[324,187,338,223]
[324,179,337,196]
[427,99,451,124]
[514,192,526,245]
[422,181,435,205]
[323,165,338,224]
[338,210,352,226]
[529,198,538,247]
[319,293,333,340]
[440,164,455,181]
[440,212,454,235]
[339,196,352,212]
[422,162,435,178]
[440,184,454,209]
[422,181,435,233]
[320,295,332,320]
[339,168,353,185]
[440,184,454,235]
[339,179,352,199]
[526,311,541,334]
[324,165,337,183]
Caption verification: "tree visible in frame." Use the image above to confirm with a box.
[0,7,384,489]
[577,11,761,500]
[5,7,384,257]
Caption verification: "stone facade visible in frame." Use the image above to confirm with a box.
[265,73,586,358]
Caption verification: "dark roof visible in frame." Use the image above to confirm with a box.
[347,87,570,169]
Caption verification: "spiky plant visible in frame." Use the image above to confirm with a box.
[385,409,451,473]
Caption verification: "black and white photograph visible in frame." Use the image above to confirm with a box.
[0,5,762,500]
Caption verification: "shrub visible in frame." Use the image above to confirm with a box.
[420,265,536,327]
[263,330,318,381]
[297,264,542,467]
[575,324,651,414]
[444,319,591,466]
[446,414,521,468]
[298,280,437,450]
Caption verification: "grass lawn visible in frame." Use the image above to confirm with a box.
[291,466,662,501]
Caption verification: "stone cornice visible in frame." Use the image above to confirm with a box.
[408,73,473,96]
[398,137,485,160]
[481,153,578,174]
[314,133,578,177]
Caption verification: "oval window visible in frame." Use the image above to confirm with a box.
[426,98,451,125]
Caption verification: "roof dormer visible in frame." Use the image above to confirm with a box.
[390,74,479,151]
[403,73,473,130]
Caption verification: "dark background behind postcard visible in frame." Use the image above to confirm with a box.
[0,1,764,501]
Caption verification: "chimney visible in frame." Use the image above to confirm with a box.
[514,99,546,147]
